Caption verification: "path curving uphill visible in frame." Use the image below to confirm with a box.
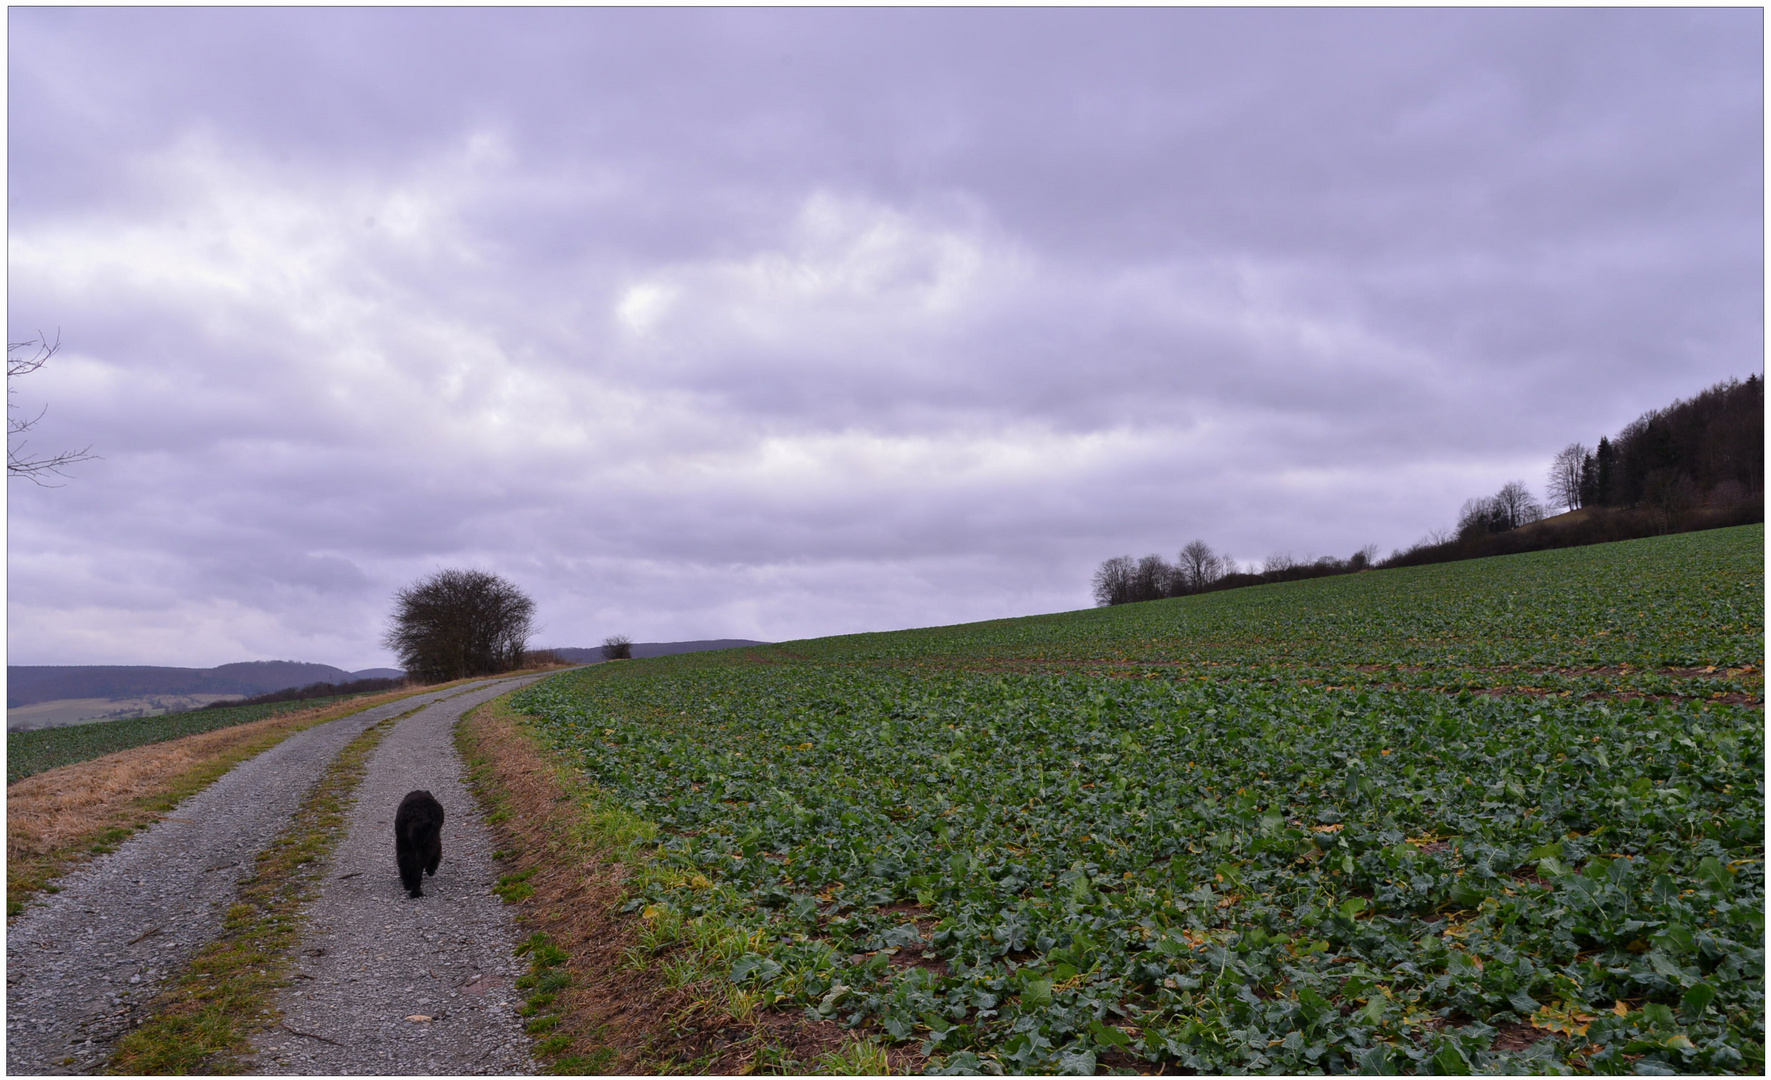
[6,675,544,1075]
[244,675,543,1074]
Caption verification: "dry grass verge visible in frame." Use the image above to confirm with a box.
[458,696,903,1074]
[6,673,535,920]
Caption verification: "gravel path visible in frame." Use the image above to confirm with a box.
[5,677,535,1075]
[244,675,543,1075]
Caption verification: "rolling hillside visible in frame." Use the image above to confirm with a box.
[499,524,1764,1074]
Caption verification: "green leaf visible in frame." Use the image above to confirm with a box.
[1088,1020,1131,1050]
[1431,1041,1471,1075]
[1696,856,1734,891]
[1449,879,1488,908]
[1681,981,1717,1019]
[1297,984,1332,1023]
[817,982,850,1016]
[1354,1045,1393,1074]
[1647,950,1685,984]
[729,953,782,984]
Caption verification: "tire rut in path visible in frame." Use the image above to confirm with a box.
[245,674,545,1075]
[4,678,526,1075]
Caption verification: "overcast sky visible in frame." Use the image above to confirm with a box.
[7,8,1762,669]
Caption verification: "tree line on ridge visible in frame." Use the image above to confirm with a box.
[1094,374,1762,606]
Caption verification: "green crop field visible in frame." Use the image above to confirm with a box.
[6,693,385,784]
[511,525,1764,1074]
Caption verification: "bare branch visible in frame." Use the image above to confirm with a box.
[9,333,98,485]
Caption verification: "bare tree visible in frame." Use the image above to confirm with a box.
[1348,543,1379,571]
[1460,481,1544,539]
[1547,442,1588,512]
[601,634,634,660]
[1176,540,1221,594]
[1262,551,1297,574]
[382,568,536,683]
[1457,495,1504,539]
[1092,556,1136,606]
[1493,480,1544,529]
[1131,554,1175,602]
[8,335,97,484]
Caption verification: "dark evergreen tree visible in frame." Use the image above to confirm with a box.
[1592,437,1618,506]
[1577,449,1600,509]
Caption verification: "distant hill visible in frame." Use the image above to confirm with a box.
[7,661,378,708]
[350,668,406,681]
[550,640,768,664]
[7,642,763,710]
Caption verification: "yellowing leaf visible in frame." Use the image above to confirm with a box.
[1531,1002,1594,1037]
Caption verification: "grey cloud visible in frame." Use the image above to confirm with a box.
[8,8,1759,667]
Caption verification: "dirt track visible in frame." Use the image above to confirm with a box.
[6,675,543,1075]
[244,676,540,1074]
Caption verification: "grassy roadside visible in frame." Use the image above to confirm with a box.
[108,704,414,1073]
[6,672,548,920]
[457,694,904,1074]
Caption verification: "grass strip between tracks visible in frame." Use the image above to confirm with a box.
[107,704,416,1074]
[457,694,904,1074]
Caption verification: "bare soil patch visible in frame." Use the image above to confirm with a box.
[1492,1019,1564,1053]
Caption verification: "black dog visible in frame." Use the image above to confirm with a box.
[394,790,445,898]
